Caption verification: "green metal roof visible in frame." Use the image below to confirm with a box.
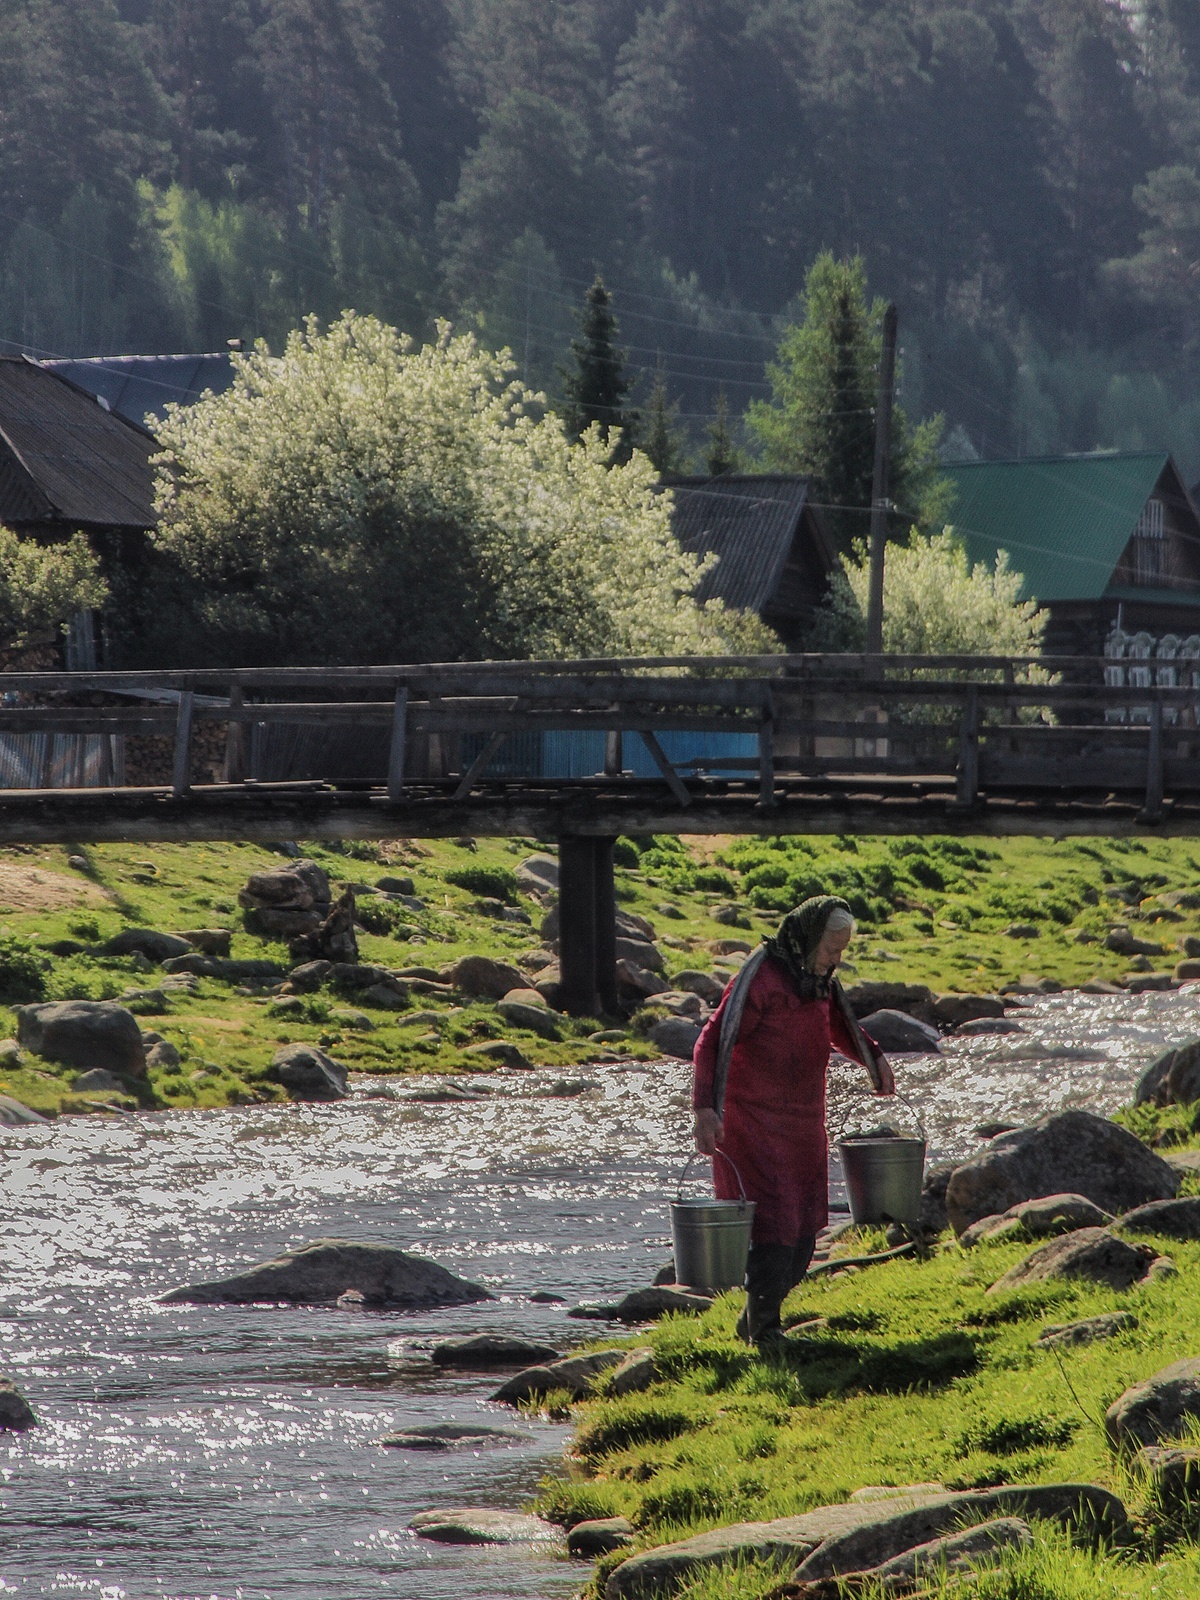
[942,453,1169,603]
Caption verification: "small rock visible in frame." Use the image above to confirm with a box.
[376,874,416,896]
[491,1349,626,1404]
[857,1009,941,1053]
[444,955,524,1000]
[1036,1312,1138,1349]
[145,1040,181,1071]
[568,1518,635,1558]
[379,1422,524,1450]
[708,938,752,956]
[1005,922,1039,939]
[15,1000,146,1079]
[1107,1359,1200,1451]
[500,986,548,1007]
[1137,1446,1200,1516]
[713,904,747,927]
[0,1377,36,1430]
[615,937,665,973]
[650,1018,702,1059]
[409,1507,559,1544]
[288,959,332,993]
[180,928,232,957]
[672,970,725,1005]
[516,854,558,894]
[161,1238,493,1308]
[66,853,88,870]
[616,959,668,1000]
[496,1001,561,1040]
[932,993,1005,1027]
[1148,1254,1177,1280]
[1105,926,1162,956]
[607,1349,657,1395]
[71,1067,125,1093]
[462,1040,534,1069]
[272,1045,349,1101]
[528,1289,566,1303]
[330,1009,373,1031]
[573,1287,713,1322]
[988,1228,1156,1293]
[959,1193,1113,1248]
[431,1334,560,1369]
[269,995,307,1016]
[1118,1196,1200,1239]
[958,1017,1025,1036]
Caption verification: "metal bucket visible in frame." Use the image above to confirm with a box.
[670,1151,755,1293]
[837,1136,926,1227]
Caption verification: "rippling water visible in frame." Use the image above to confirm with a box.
[2,988,1199,1600]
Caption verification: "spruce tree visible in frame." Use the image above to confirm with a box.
[705,389,741,475]
[642,360,688,473]
[560,275,636,460]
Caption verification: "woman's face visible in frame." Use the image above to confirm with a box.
[812,923,853,976]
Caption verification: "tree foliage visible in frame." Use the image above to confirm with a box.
[811,530,1046,658]
[559,276,637,459]
[0,528,107,652]
[747,254,950,551]
[147,312,776,666]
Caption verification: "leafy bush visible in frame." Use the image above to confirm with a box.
[355,899,416,937]
[444,864,518,902]
[694,870,737,895]
[0,937,50,1003]
[613,838,640,869]
[66,917,101,941]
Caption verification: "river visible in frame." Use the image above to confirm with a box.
[1,988,1198,1600]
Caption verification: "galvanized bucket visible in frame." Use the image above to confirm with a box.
[671,1151,755,1293]
[836,1135,926,1227]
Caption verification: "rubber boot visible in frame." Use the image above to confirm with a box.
[739,1239,817,1349]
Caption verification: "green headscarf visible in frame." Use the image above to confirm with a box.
[764,894,853,999]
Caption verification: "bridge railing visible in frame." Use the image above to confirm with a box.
[0,654,1193,818]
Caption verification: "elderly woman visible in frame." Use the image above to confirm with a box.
[692,894,894,1347]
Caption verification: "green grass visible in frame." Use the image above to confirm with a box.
[538,1226,1200,1597]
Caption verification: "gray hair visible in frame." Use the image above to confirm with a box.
[824,906,856,937]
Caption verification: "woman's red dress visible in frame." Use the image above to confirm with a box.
[691,956,873,1245]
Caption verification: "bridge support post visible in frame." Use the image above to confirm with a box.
[1143,699,1164,822]
[558,836,619,1017]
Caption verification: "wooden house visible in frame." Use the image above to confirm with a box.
[664,474,836,647]
[943,452,1200,654]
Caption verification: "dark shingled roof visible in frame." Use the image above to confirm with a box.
[666,474,825,611]
[42,352,235,428]
[0,357,157,532]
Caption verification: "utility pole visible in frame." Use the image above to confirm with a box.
[865,303,898,655]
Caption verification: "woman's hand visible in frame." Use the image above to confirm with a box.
[873,1053,896,1096]
[694,1107,724,1154]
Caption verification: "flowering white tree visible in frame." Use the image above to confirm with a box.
[151,313,776,664]
[812,529,1046,657]
[0,528,106,653]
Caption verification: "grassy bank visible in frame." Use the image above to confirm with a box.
[536,1199,1200,1598]
[1,828,1199,1117]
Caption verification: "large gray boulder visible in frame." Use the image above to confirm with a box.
[1136,1040,1200,1106]
[160,1238,493,1308]
[240,859,331,940]
[491,1349,626,1403]
[857,1009,941,1053]
[1106,1359,1200,1451]
[103,928,193,962]
[650,1019,702,1060]
[15,1000,146,1079]
[931,994,1005,1028]
[1118,1197,1200,1240]
[444,955,523,999]
[944,1110,1178,1236]
[272,1044,348,1101]
[844,982,934,1021]
[0,1377,36,1430]
[988,1228,1156,1294]
[1036,1311,1139,1350]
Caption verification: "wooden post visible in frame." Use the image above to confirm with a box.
[593,836,619,1015]
[758,688,776,808]
[387,686,408,802]
[172,690,194,797]
[1144,698,1164,821]
[604,730,623,776]
[865,303,898,656]
[558,835,599,1016]
[225,684,246,783]
[956,686,980,806]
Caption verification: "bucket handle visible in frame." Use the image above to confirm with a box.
[831,1085,927,1144]
[677,1148,748,1203]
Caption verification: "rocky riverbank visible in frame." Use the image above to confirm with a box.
[3,831,1200,1121]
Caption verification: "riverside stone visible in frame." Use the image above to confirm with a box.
[607,1349,657,1395]
[461,1041,533,1068]
[1105,1358,1200,1450]
[569,1518,636,1557]
[931,994,1005,1027]
[15,1000,146,1079]
[181,928,232,956]
[496,1000,561,1039]
[959,1193,1113,1247]
[856,1009,941,1053]
[491,1349,626,1403]
[430,1334,560,1368]
[944,1110,1178,1235]
[1036,1311,1139,1349]
[409,1508,559,1544]
[445,956,524,999]
[650,1019,702,1059]
[378,1423,524,1450]
[843,982,934,1021]
[516,854,558,893]
[957,1016,1025,1036]
[272,1044,348,1101]
[1137,1446,1200,1516]
[0,1377,36,1430]
[1136,1041,1200,1106]
[793,1515,1032,1589]
[71,1067,125,1093]
[616,960,668,1000]
[615,937,665,973]
[987,1228,1155,1293]
[672,971,725,1005]
[0,1094,47,1126]
[161,1238,492,1308]
[1118,1197,1200,1239]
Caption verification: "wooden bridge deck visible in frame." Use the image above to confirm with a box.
[0,651,1193,842]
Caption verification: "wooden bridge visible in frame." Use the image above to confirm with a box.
[0,651,1195,1014]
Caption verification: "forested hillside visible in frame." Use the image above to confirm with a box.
[4,0,1200,471]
